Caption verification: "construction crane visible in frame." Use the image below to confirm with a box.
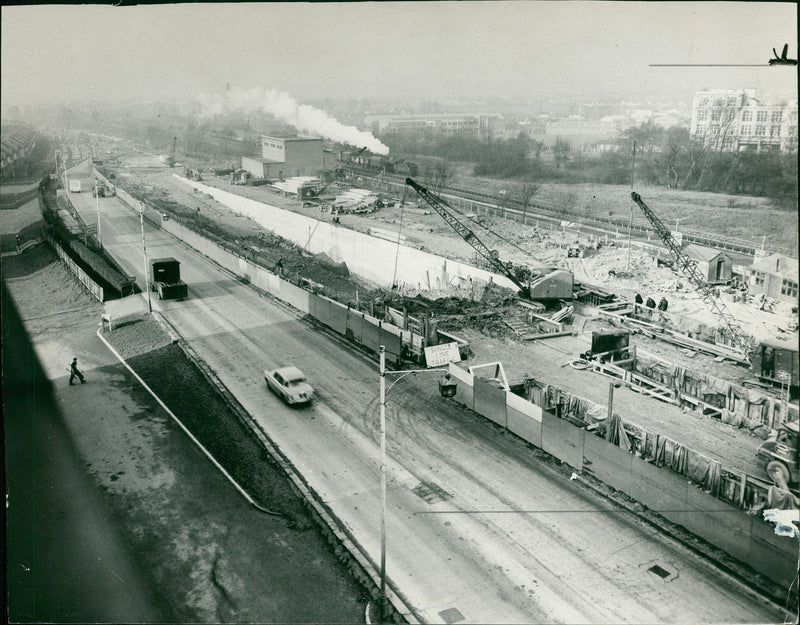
[404,177,579,302]
[405,177,528,294]
[630,192,750,354]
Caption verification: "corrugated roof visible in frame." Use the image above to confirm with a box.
[751,253,799,278]
[684,244,727,263]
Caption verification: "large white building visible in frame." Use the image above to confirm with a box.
[362,113,503,137]
[690,89,798,152]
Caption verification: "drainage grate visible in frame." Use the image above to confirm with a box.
[412,481,452,505]
[649,564,671,579]
[438,607,465,624]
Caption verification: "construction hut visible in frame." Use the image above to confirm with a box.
[684,244,733,284]
[747,253,799,302]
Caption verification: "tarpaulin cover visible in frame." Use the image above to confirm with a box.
[766,487,800,511]
[602,413,631,450]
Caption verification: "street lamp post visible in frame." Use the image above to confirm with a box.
[138,202,152,314]
[377,345,456,621]
[94,180,103,249]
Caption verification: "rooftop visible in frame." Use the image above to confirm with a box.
[751,252,799,278]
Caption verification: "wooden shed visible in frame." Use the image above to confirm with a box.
[684,244,733,284]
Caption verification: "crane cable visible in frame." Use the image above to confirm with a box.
[391,186,408,290]
[438,192,540,261]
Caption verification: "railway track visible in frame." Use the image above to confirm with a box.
[354,169,793,258]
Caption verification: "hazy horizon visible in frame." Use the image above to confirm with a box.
[2,2,797,113]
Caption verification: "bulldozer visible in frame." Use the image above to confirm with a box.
[756,419,799,487]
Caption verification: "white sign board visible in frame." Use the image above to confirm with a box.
[424,342,461,368]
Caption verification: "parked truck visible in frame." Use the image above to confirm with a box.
[150,257,188,300]
[756,419,799,487]
[751,340,799,396]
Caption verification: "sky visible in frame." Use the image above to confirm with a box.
[1,1,797,111]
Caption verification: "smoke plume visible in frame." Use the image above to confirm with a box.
[200,87,389,155]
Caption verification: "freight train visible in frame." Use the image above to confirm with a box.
[337,150,418,177]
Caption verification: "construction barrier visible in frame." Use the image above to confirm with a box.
[454,373,798,588]
[506,391,543,447]
[42,229,104,302]
[473,376,507,428]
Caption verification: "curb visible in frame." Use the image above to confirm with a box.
[95,326,280,517]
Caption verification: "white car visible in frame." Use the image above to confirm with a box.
[264,366,315,405]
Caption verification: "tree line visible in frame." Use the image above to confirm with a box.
[380,122,798,210]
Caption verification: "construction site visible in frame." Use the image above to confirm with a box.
[3,117,793,618]
[76,130,797,494]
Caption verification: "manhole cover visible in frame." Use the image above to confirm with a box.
[412,481,452,504]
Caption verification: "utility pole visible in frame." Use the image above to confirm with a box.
[139,202,152,314]
[378,346,388,621]
[95,180,102,249]
[626,140,636,271]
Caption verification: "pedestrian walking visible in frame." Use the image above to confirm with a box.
[69,358,85,385]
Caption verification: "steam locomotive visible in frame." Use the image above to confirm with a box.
[337,150,418,177]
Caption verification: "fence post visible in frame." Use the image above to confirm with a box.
[738,473,746,507]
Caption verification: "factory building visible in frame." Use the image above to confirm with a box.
[241,135,324,180]
[690,89,798,153]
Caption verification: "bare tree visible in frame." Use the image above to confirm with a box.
[553,138,570,168]
[517,182,540,210]
[426,158,453,194]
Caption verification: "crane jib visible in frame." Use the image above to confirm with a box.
[405,177,528,293]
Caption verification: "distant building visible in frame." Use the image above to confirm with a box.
[362,113,503,137]
[241,135,324,180]
[690,89,798,153]
[746,253,799,302]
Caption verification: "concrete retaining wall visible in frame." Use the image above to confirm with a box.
[173,175,517,293]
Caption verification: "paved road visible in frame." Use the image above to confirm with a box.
[68,160,785,623]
